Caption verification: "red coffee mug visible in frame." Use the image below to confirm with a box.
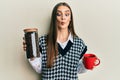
[83,53,100,70]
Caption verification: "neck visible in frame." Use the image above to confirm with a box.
[57,28,69,43]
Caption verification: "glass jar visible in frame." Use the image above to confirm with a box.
[23,28,40,59]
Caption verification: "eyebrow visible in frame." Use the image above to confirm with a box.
[57,10,70,13]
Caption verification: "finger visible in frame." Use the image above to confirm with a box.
[23,37,25,40]
[23,41,26,45]
[23,44,26,47]
[23,45,26,51]
[23,48,26,51]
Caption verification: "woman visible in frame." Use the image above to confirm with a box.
[23,2,87,80]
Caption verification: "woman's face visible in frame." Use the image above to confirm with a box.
[56,6,71,30]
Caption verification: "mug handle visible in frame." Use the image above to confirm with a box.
[94,58,100,66]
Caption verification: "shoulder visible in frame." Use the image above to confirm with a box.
[73,36,85,44]
[39,34,47,46]
[74,36,87,55]
[39,34,47,40]
[73,36,87,48]
[39,34,48,42]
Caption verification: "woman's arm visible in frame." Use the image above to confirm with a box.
[23,37,42,73]
[77,59,87,74]
[28,56,42,73]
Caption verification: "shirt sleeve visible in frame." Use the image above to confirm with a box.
[27,37,43,73]
[77,59,87,74]
[28,56,42,74]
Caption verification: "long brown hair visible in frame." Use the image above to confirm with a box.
[46,2,77,68]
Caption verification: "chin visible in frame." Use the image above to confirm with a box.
[59,26,68,29]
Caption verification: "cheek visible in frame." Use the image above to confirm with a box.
[66,18,71,24]
[67,17,71,22]
[56,17,61,22]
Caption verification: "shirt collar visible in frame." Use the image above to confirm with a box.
[68,32,73,43]
[57,32,73,44]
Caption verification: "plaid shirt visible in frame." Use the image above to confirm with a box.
[39,35,87,80]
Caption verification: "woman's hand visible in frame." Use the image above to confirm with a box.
[23,37,35,60]
[23,37,26,51]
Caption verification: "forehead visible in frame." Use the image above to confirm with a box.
[57,6,70,12]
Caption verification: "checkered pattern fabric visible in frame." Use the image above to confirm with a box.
[39,35,86,80]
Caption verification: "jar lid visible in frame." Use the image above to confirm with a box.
[24,28,38,32]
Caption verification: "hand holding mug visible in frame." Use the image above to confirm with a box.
[83,53,100,70]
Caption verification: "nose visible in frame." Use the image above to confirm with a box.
[61,15,65,20]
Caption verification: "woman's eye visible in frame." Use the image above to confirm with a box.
[65,14,70,16]
[56,13,61,16]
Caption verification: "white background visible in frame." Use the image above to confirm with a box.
[0,0,120,80]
